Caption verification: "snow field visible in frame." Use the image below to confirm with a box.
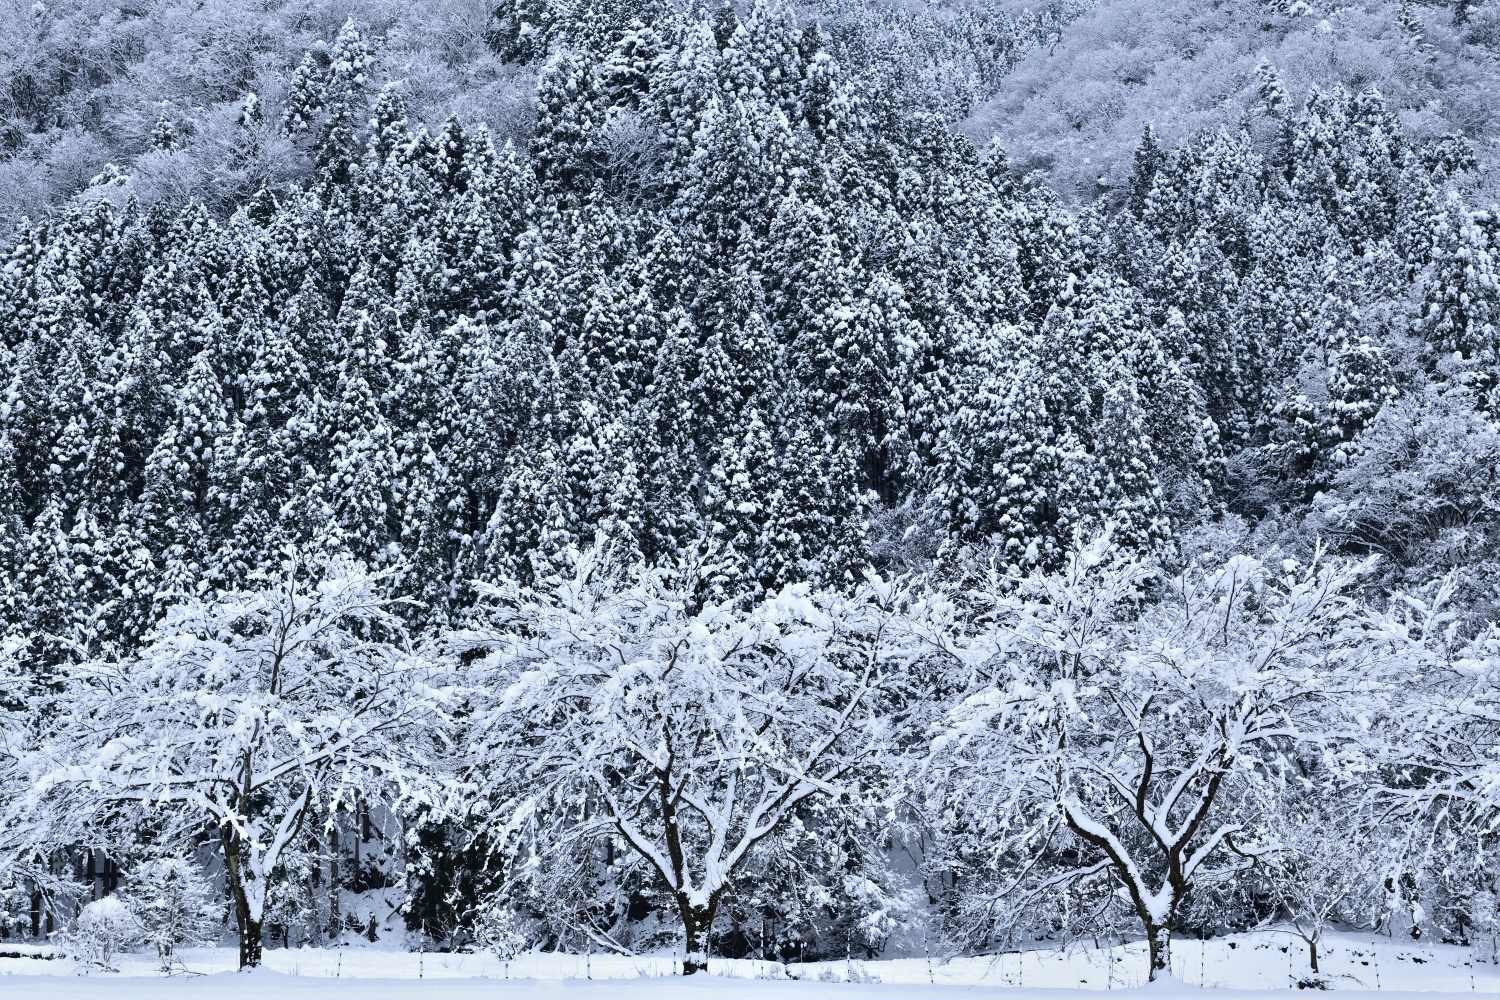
[1,930,1496,997]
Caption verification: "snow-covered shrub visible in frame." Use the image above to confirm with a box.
[595,108,670,203]
[1254,798,1391,976]
[471,897,531,977]
[0,878,35,939]
[120,858,222,971]
[262,844,322,949]
[63,895,141,972]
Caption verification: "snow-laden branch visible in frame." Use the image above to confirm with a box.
[19,553,456,969]
[462,546,923,972]
[926,536,1390,981]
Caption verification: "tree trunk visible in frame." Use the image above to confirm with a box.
[222,827,263,970]
[1308,936,1319,974]
[239,917,264,970]
[1145,922,1172,982]
[328,824,341,940]
[678,897,718,976]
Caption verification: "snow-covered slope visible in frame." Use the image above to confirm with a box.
[968,0,1500,201]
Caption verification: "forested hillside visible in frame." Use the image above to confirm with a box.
[1,0,1499,987]
[972,0,1500,201]
[0,0,1076,229]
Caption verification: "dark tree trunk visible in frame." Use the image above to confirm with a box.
[1308,936,1319,973]
[328,824,341,939]
[222,826,263,970]
[239,917,264,970]
[678,897,718,976]
[1145,922,1172,981]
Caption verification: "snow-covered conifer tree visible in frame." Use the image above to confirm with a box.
[121,857,223,970]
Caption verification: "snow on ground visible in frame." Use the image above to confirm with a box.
[0,977,1491,1000]
[0,930,1494,999]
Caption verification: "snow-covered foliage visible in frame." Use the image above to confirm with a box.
[460,547,922,972]
[0,0,1086,232]
[927,536,1390,979]
[25,557,454,967]
[1371,579,1500,835]
[1254,795,1391,978]
[119,857,223,971]
[969,0,1500,201]
[470,896,532,976]
[1309,384,1500,607]
[0,2,532,228]
[0,634,91,912]
[62,895,141,972]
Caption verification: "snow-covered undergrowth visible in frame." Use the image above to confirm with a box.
[1,931,1494,996]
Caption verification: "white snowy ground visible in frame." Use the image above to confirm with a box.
[1,930,1495,999]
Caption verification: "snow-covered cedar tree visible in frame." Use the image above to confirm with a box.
[927,533,1386,981]
[458,545,921,974]
[471,895,532,977]
[27,554,454,968]
[64,895,141,972]
[120,857,224,970]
